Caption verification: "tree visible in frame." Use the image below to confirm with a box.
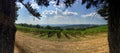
[0,0,50,53]
[0,0,16,53]
[0,0,119,53]
[81,0,120,53]
[107,2,120,53]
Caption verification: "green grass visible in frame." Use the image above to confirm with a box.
[81,25,108,35]
[62,25,108,35]
[16,25,108,41]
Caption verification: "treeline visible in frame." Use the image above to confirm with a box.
[16,23,101,30]
[16,23,62,30]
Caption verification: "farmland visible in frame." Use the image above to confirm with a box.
[14,24,108,53]
[15,31,108,53]
[16,24,107,41]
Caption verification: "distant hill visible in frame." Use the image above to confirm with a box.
[61,24,105,29]
[16,23,106,30]
[40,24,106,29]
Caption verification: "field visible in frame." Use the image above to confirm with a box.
[16,25,107,41]
[15,31,108,53]
[15,25,109,53]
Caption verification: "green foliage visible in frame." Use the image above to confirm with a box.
[16,24,108,40]
[64,34,71,39]
[82,0,107,8]
[97,5,109,20]
[21,2,41,19]
[81,25,108,35]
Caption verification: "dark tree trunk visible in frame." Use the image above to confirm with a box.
[0,0,16,53]
[108,1,120,53]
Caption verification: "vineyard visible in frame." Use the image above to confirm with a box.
[16,24,108,41]
[15,24,108,53]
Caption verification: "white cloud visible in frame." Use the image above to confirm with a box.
[49,0,65,8]
[63,10,78,16]
[41,8,59,18]
[40,14,84,24]
[49,1,56,4]
[41,8,78,18]
[42,10,57,15]
[41,0,78,18]
[31,3,39,9]
[29,0,39,9]
[16,2,23,9]
[53,3,65,8]
[81,12,97,18]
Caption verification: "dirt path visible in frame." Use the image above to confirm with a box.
[14,46,20,53]
[15,31,109,53]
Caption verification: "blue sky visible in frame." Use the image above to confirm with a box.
[16,0,107,25]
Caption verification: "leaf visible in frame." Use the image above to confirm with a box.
[24,2,41,19]
[36,0,49,7]
[82,0,87,4]
[97,6,108,18]
[93,0,99,7]
[86,3,91,9]
[56,0,60,5]
[19,0,23,2]
[100,0,105,3]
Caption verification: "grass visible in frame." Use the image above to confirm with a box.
[81,25,108,35]
[16,25,108,41]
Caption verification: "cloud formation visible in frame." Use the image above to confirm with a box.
[16,2,23,9]
[49,1,56,4]
[16,0,107,25]
[41,8,78,18]
[81,12,97,18]
[41,15,80,24]
[29,0,39,9]
[49,1,65,8]
[63,10,78,16]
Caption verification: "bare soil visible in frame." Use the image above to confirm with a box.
[15,31,109,53]
[14,46,20,53]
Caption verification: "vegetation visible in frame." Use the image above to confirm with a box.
[16,24,108,41]
[1,0,119,52]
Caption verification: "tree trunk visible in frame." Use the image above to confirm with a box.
[0,0,16,53]
[108,2,120,53]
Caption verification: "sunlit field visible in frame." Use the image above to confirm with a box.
[14,24,108,53]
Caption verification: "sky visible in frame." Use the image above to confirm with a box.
[15,0,107,25]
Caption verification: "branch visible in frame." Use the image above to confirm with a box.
[20,2,41,19]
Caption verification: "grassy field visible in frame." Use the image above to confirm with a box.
[16,25,108,41]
